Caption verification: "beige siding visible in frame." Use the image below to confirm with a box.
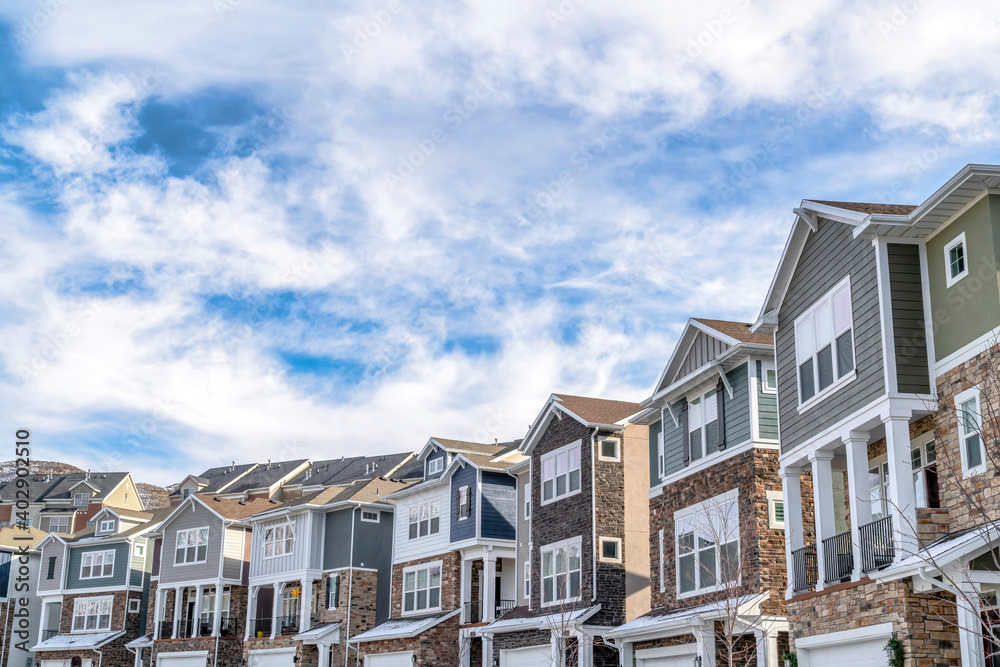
[623,422,651,622]
[37,541,65,592]
[104,476,143,511]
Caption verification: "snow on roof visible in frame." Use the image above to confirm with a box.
[32,631,124,651]
[605,594,767,639]
[351,610,460,642]
[484,604,600,633]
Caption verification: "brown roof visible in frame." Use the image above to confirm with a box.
[431,438,507,455]
[0,526,48,550]
[552,394,641,425]
[692,318,773,345]
[811,200,917,216]
[196,495,284,520]
[104,506,155,520]
[459,453,521,470]
[269,477,410,512]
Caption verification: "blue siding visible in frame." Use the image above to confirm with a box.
[648,419,662,488]
[0,550,10,598]
[450,464,478,543]
[480,472,516,540]
[424,449,448,480]
[66,542,130,589]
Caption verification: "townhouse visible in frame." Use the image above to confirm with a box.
[480,394,649,667]
[31,506,168,667]
[753,163,1000,665]
[605,319,789,666]
[0,472,144,533]
[170,461,309,506]
[351,438,524,667]
[243,476,408,667]
[0,526,45,667]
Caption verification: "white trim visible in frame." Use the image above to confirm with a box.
[127,598,141,614]
[875,238,898,396]
[658,530,665,593]
[955,385,986,478]
[934,324,1000,376]
[174,526,211,565]
[539,439,583,506]
[793,274,858,412]
[400,560,443,616]
[71,594,115,633]
[944,231,970,288]
[794,622,893,649]
[651,438,755,493]
[79,549,116,580]
[675,488,740,600]
[918,243,937,381]
[360,510,380,523]
[766,491,785,529]
[598,537,622,563]
[364,651,414,666]
[597,437,621,462]
[761,359,777,394]
[540,535,584,608]
[155,651,210,659]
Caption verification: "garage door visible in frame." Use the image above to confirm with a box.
[42,660,92,667]
[156,652,208,667]
[499,646,551,667]
[248,648,296,667]
[638,656,694,667]
[364,652,413,667]
[802,638,887,666]
[635,643,696,667]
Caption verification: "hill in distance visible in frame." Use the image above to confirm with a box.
[0,460,171,509]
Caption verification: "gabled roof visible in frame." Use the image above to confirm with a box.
[256,477,410,517]
[605,594,768,640]
[754,164,1000,332]
[168,463,258,497]
[286,453,414,488]
[0,525,48,551]
[157,493,283,532]
[212,460,309,495]
[519,393,642,455]
[94,506,154,522]
[0,472,130,503]
[65,506,173,543]
[419,438,508,461]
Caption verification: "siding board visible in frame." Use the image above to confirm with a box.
[480,472,516,541]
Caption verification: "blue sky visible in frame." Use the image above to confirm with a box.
[1,0,999,485]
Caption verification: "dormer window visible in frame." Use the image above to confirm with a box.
[427,457,444,476]
[74,492,90,507]
[99,519,115,534]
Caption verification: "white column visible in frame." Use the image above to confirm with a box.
[483,553,497,622]
[577,631,593,667]
[694,620,716,667]
[766,631,778,667]
[192,584,205,637]
[317,643,330,667]
[300,579,314,632]
[884,415,918,560]
[37,603,49,645]
[271,582,285,639]
[781,467,803,599]
[245,584,258,639]
[810,451,835,591]
[618,641,633,667]
[550,630,562,667]
[958,581,986,667]
[172,587,183,638]
[212,581,224,636]
[460,558,474,623]
[152,588,164,640]
[844,432,872,581]
[481,633,493,667]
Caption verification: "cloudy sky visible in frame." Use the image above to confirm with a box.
[1,0,998,485]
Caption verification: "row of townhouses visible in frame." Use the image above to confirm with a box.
[5,162,1000,667]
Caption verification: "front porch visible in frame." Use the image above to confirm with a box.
[459,548,517,625]
[246,577,323,639]
[153,583,241,640]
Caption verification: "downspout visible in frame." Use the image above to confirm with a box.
[591,427,599,602]
[344,505,358,667]
[915,566,960,597]
[94,646,103,667]
[214,520,229,667]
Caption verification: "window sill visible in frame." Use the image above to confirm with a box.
[401,607,442,617]
[963,465,987,480]
[539,488,582,507]
[541,596,581,609]
[796,370,857,414]
[945,270,969,289]
[676,578,741,600]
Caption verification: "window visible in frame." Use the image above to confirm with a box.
[408,501,440,539]
[766,491,785,529]
[457,486,471,520]
[944,232,969,287]
[956,386,985,477]
[134,543,145,557]
[598,438,620,462]
[675,491,739,597]
[656,429,665,480]
[326,573,340,609]
[74,492,90,507]
[402,562,442,614]
[49,516,70,533]
[541,537,582,606]
[80,550,115,579]
[361,510,380,523]
[426,456,444,476]
[46,556,56,580]
[868,458,890,520]
[524,494,530,520]
[523,560,530,598]
[541,442,582,504]
[182,488,193,499]
[688,388,719,463]
[762,361,777,393]
[911,438,940,508]
[72,597,113,632]
[599,537,622,563]
[175,527,210,564]
[99,519,115,534]
[200,586,230,624]
[263,523,294,558]
[128,599,141,614]
[795,277,855,406]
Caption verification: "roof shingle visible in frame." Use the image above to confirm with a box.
[810,200,917,216]
[552,394,641,425]
[692,318,774,345]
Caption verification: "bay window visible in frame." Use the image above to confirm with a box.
[795,277,855,406]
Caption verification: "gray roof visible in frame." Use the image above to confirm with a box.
[287,452,413,487]
[168,463,257,496]
[222,459,308,493]
[0,472,129,503]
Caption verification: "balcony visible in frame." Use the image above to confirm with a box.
[463,599,517,624]
[42,628,59,641]
[159,620,174,639]
[219,617,239,637]
[791,544,817,593]
[176,619,196,639]
[822,530,854,584]
[251,618,272,638]
[859,515,894,573]
[277,615,300,636]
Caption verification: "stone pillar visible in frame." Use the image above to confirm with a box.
[300,579,314,632]
[884,414,918,560]
[483,553,498,622]
[694,620,716,667]
[192,584,205,637]
[577,631,593,667]
[172,587,183,639]
[958,581,986,667]
[460,558,474,623]
[844,432,872,581]
[271,582,285,639]
[781,466,803,599]
[245,585,258,639]
[810,451,835,591]
[212,582,224,636]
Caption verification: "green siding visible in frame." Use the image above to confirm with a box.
[724,363,751,445]
[648,419,662,488]
[662,400,686,477]
[755,360,779,440]
[927,195,1000,362]
[66,542,130,589]
[888,244,930,393]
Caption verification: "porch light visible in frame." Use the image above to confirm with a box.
[784,660,791,667]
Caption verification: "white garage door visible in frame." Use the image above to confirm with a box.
[249,648,296,667]
[42,660,92,667]
[635,644,696,667]
[499,646,551,667]
[638,656,693,667]
[364,652,413,667]
[803,638,887,666]
[157,652,208,667]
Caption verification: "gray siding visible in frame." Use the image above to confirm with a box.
[678,332,731,380]
[481,472,516,540]
[888,244,930,393]
[515,469,530,607]
[322,507,395,625]
[158,503,226,585]
[648,419,662,488]
[662,400,686,477]
[450,464,477,543]
[777,219,886,453]
[66,541,130,589]
[724,362,751,445]
[755,360,779,440]
[249,514,314,578]
[37,541,64,592]
[323,511,352,570]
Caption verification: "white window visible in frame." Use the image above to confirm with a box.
[182,488,193,499]
[944,232,969,287]
[134,543,145,557]
[956,386,985,477]
[523,560,530,598]
[656,429,665,480]
[175,527,210,564]
[688,387,719,463]
[541,441,582,504]
[80,550,115,579]
[599,537,622,563]
[263,523,294,558]
[794,277,855,407]
[598,438,620,462]
[361,510,380,523]
[541,537,582,606]
[408,501,440,539]
[74,492,90,507]
[402,562,442,614]
[72,596,113,632]
[911,437,939,508]
[766,490,785,529]
[458,486,471,520]
[99,519,115,533]
[868,457,890,520]
[675,490,740,598]
[327,573,341,609]
[427,456,444,476]
[128,598,141,614]
[762,360,777,393]
[49,516,70,533]
[200,586,230,623]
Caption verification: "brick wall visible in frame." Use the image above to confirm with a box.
[153,636,245,667]
[390,552,460,618]
[593,429,627,627]
[357,614,460,665]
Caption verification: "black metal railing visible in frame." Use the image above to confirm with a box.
[277,615,299,636]
[159,620,174,639]
[463,600,484,624]
[176,618,196,638]
[42,628,59,641]
[823,530,854,584]
[496,599,517,619]
[251,618,272,638]
[792,543,817,592]
[860,515,895,573]
[219,617,238,637]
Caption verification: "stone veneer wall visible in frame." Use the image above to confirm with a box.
[36,591,143,667]
[356,615,460,665]
[390,551,461,618]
